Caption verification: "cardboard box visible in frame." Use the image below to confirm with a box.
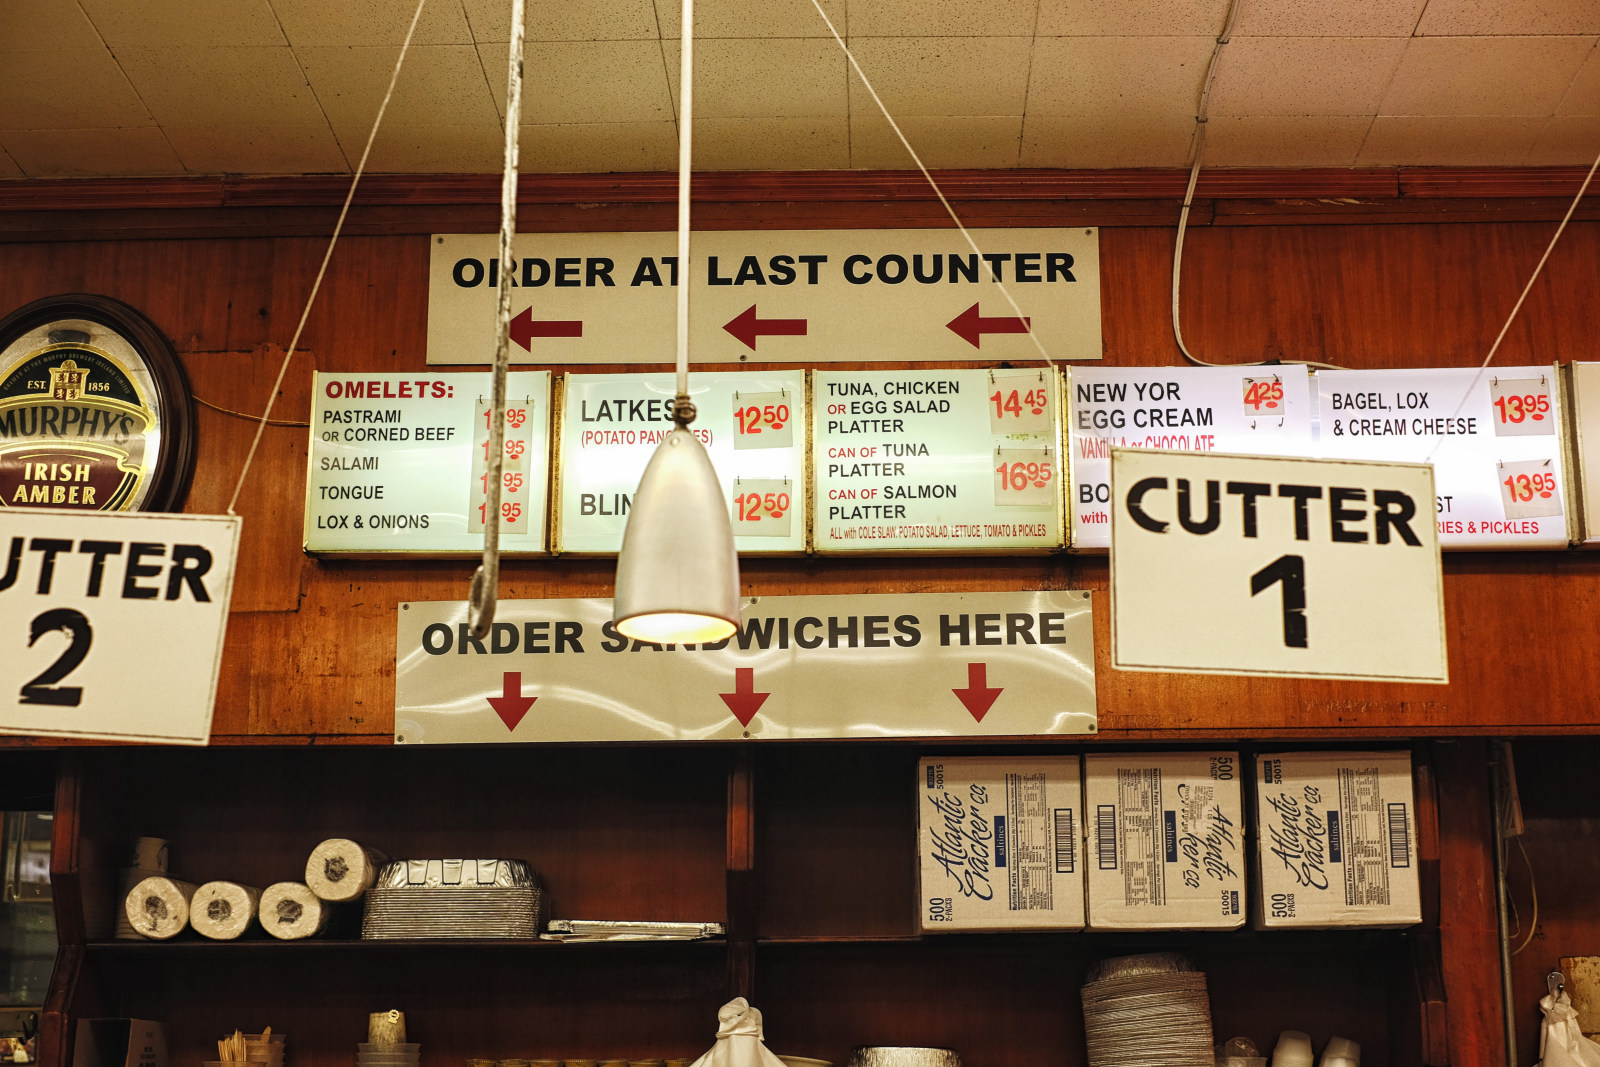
[73,1020,166,1067]
[917,756,1085,931]
[1253,751,1421,929]
[1084,752,1246,930]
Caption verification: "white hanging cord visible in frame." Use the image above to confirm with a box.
[467,0,527,638]
[225,0,430,514]
[674,0,695,404]
[809,0,1052,366]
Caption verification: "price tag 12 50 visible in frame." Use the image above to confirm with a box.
[732,391,793,450]
[1489,377,1554,437]
[732,478,793,537]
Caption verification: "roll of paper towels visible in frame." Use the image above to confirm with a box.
[260,882,331,940]
[305,839,387,902]
[125,876,196,940]
[190,881,262,940]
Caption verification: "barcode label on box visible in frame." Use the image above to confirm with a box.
[1388,803,1410,868]
[1055,809,1075,873]
[1097,805,1118,869]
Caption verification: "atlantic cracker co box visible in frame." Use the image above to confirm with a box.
[917,756,1085,932]
[1253,751,1421,929]
[1084,752,1245,930]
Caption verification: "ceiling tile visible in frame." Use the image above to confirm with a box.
[0,48,151,129]
[1557,43,1600,115]
[845,38,1032,117]
[268,0,473,46]
[1037,0,1229,37]
[2,2,112,50]
[850,114,1023,168]
[1356,115,1542,163]
[1202,115,1373,165]
[1232,0,1426,37]
[0,147,23,178]
[519,121,679,170]
[165,124,348,173]
[1380,37,1596,117]
[848,0,1037,38]
[1527,116,1600,163]
[653,0,845,38]
[1026,36,1213,118]
[331,123,505,170]
[691,116,848,169]
[461,0,659,42]
[80,0,285,47]
[483,41,673,123]
[1417,0,1600,36]
[1209,37,1408,117]
[664,39,847,119]
[0,127,184,177]
[1019,113,1196,166]
[115,46,327,127]
[297,45,499,128]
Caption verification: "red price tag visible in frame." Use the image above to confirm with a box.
[987,371,1053,435]
[731,478,793,537]
[1242,375,1284,416]
[1498,459,1563,519]
[993,447,1056,508]
[732,390,794,450]
[1489,377,1554,437]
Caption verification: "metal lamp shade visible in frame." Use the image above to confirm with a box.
[613,427,741,643]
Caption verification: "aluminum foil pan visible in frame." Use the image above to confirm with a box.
[847,1050,960,1067]
[541,919,724,941]
[362,886,545,939]
[373,859,538,889]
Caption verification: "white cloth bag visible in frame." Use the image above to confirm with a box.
[1539,991,1600,1067]
[689,999,789,1067]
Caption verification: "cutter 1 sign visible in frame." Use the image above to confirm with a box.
[1110,448,1446,683]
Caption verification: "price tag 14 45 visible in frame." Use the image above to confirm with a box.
[732,391,793,450]
[987,371,1053,435]
[1489,377,1554,436]
[1498,458,1563,519]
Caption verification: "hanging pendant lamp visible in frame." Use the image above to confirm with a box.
[612,0,740,644]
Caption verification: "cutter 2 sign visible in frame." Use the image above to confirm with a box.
[1110,448,1446,683]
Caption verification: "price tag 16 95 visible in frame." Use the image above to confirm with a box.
[732,477,793,537]
[732,390,793,450]
[993,447,1056,508]
[988,371,1053,435]
[1489,377,1554,436]
[1498,458,1563,519]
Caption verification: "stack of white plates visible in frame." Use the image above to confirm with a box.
[361,859,543,940]
[1080,953,1215,1067]
[357,1043,419,1067]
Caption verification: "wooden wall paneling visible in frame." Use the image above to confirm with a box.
[727,746,755,1001]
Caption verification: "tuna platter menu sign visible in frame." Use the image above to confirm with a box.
[811,368,1065,553]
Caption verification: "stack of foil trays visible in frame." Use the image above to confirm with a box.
[361,859,544,939]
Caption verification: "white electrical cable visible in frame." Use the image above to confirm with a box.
[809,0,1052,366]
[467,0,527,639]
[675,0,695,400]
[226,0,430,514]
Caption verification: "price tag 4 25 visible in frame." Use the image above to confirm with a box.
[1489,377,1554,437]
[732,478,793,537]
[1498,459,1563,520]
[1243,375,1285,423]
[988,371,1053,435]
[993,447,1056,508]
[733,391,794,450]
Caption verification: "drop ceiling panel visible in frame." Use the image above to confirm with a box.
[1416,0,1600,37]
[520,120,680,170]
[0,149,22,179]
[653,0,845,39]
[850,113,1023,168]
[298,45,500,128]
[848,0,1037,38]
[1203,114,1374,165]
[115,46,327,127]
[485,40,674,123]
[1036,0,1230,38]
[476,0,661,42]
[0,47,152,130]
[691,116,849,168]
[1209,36,1409,116]
[0,128,184,177]
[665,39,848,118]
[1231,0,1427,39]
[3,3,114,51]
[1528,116,1600,163]
[1356,114,1544,163]
[845,38,1032,116]
[1380,36,1598,116]
[1020,113,1196,166]
[165,124,349,173]
[338,123,506,170]
[269,0,475,46]
[80,0,287,47]
[1027,36,1213,117]
[1557,44,1600,115]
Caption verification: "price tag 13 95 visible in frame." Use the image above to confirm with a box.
[732,477,793,537]
[1498,458,1563,519]
[988,371,1053,435]
[1489,377,1554,436]
[993,447,1056,508]
[732,390,793,450]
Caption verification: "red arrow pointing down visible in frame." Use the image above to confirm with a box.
[510,306,583,350]
[719,667,770,726]
[724,305,807,351]
[952,662,1003,722]
[947,303,1030,349]
[487,671,537,731]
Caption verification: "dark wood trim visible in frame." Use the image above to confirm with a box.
[726,745,756,1002]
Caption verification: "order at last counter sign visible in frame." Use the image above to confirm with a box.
[1110,448,1446,684]
[0,508,239,744]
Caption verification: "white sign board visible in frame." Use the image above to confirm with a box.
[812,369,1065,553]
[555,371,806,554]
[1314,365,1571,549]
[427,229,1102,365]
[1568,362,1600,545]
[0,509,239,743]
[395,591,1095,743]
[304,371,552,556]
[1067,365,1315,550]
[1110,449,1446,683]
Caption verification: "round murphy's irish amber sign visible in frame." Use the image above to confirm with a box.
[0,295,196,513]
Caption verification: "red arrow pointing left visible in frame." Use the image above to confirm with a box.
[723,305,807,351]
[487,671,537,731]
[510,306,583,350]
[952,662,1003,722]
[946,303,1030,349]
[719,667,770,727]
